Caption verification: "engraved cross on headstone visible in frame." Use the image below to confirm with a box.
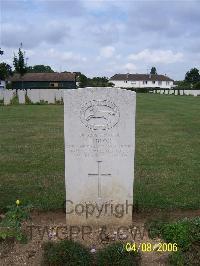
[88,161,111,198]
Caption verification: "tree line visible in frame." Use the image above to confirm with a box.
[0,47,200,89]
[0,47,113,87]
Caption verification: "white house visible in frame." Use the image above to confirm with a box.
[110,73,174,89]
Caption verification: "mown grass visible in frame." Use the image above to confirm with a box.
[135,94,200,209]
[0,94,199,210]
[0,105,65,210]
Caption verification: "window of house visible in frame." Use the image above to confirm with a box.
[143,81,148,84]
[50,82,59,87]
[124,80,128,83]
[166,81,169,85]
[158,81,162,86]
[152,81,156,84]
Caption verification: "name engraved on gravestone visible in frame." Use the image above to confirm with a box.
[88,161,111,198]
[66,130,133,158]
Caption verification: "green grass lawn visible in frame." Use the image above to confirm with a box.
[0,94,199,211]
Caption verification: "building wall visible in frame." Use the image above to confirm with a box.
[111,80,173,89]
[12,81,76,90]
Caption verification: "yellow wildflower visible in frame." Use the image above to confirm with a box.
[16,199,20,206]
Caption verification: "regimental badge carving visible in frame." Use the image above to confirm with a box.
[80,100,120,130]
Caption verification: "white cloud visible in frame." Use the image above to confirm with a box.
[123,63,137,73]
[128,49,184,64]
[2,21,70,48]
[2,0,199,80]
[46,48,87,63]
[100,46,116,58]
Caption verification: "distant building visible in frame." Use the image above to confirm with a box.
[110,73,174,89]
[9,72,76,90]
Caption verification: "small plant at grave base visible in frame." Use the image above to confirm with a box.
[39,100,48,105]
[10,95,19,105]
[96,242,141,266]
[147,217,200,265]
[25,94,32,104]
[145,218,169,239]
[169,243,200,266]
[0,200,32,243]
[163,217,200,251]
[42,240,93,266]
[55,99,64,105]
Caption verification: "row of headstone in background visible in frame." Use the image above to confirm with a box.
[2,89,64,105]
[153,89,200,96]
[1,88,200,105]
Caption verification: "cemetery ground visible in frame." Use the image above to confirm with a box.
[0,94,200,265]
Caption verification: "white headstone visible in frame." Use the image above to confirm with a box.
[18,90,25,104]
[55,89,62,101]
[47,89,56,104]
[39,90,48,103]
[27,89,40,103]
[64,87,136,225]
[0,90,3,100]
[191,90,197,96]
[40,89,55,104]
[3,90,15,105]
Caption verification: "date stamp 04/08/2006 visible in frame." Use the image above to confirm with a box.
[125,242,178,253]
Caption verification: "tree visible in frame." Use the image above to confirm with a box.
[150,67,157,75]
[76,73,114,88]
[77,73,88,87]
[27,65,54,73]
[13,47,28,90]
[13,48,27,76]
[195,81,200,89]
[185,68,200,83]
[0,63,13,80]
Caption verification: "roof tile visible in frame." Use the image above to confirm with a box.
[110,74,174,82]
[9,72,76,82]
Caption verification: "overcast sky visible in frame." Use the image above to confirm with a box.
[0,0,200,80]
